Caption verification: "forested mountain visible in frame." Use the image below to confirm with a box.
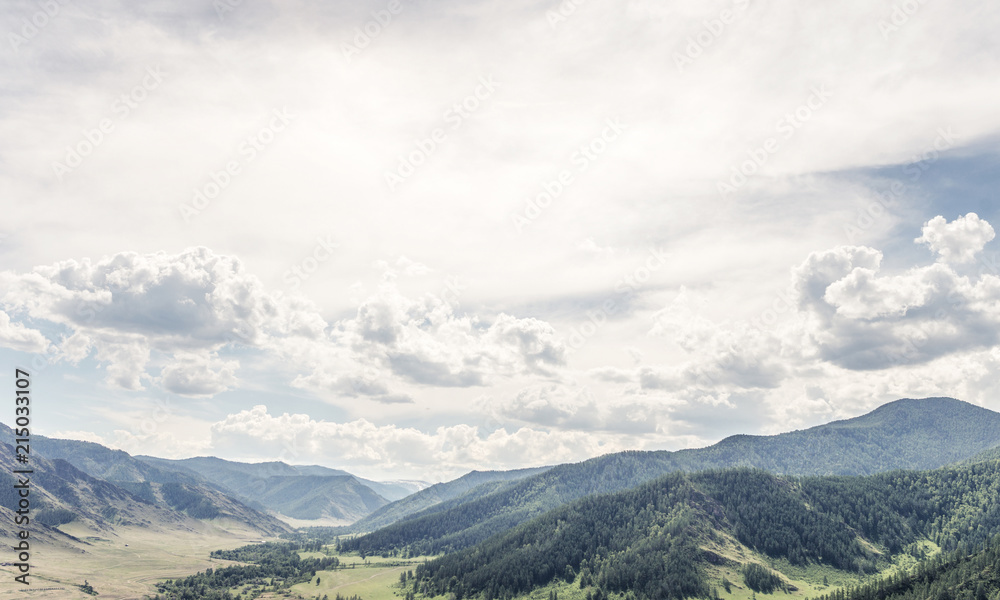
[342,398,1000,556]
[814,535,1000,600]
[349,467,552,533]
[671,398,1000,475]
[408,461,1000,600]
[963,444,1000,465]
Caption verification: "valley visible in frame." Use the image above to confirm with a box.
[3,397,1000,600]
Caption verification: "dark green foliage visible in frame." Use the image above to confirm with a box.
[410,461,1000,600]
[153,541,342,599]
[742,564,783,594]
[414,473,712,600]
[36,506,78,526]
[347,467,552,534]
[813,536,1000,600]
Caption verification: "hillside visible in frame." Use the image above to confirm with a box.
[0,440,290,539]
[343,398,1000,555]
[411,461,1000,600]
[962,443,1000,465]
[256,474,389,521]
[136,455,403,522]
[0,441,187,534]
[349,466,552,533]
[0,422,202,485]
[814,535,1000,600]
[671,398,1000,475]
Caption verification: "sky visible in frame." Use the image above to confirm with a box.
[0,0,999,483]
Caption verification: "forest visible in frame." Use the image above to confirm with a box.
[408,462,1000,600]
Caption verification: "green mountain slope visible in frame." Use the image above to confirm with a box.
[962,444,1000,465]
[815,535,1000,600]
[412,461,1000,600]
[344,398,1000,556]
[349,466,552,533]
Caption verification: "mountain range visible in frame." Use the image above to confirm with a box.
[0,423,428,526]
[0,398,1000,600]
[342,397,1000,555]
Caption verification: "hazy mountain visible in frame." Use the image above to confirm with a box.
[254,475,389,521]
[343,397,1000,555]
[136,455,423,521]
[961,443,1000,465]
[0,423,201,485]
[412,460,1000,600]
[349,466,552,533]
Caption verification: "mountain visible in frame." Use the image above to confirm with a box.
[289,465,428,500]
[135,455,424,522]
[0,441,284,537]
[0,422,426,525]
[669,397,1000,475]
[254,475,388,521]
[343,397,1000,556]
[814,534,1000,600]
[0,422,202,485]
[411,460,1000,600]
[348,466,552,533]
[962,443,1000,465]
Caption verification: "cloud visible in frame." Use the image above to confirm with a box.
[482,384,674,435]
[0,247,324,390]
[916,213,996,264]
[795,241,1000,370]
[209,404,629,480]
[293,281,567,397]
[0,246,570,399]
[160,352,239,396]
[0,310,49,353]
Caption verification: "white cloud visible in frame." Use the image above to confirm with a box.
[160,352,239,396]
[916,213,996,264]
[0,310,49,353]
[795,241,1000,370]
[0,247,324,391]
[209,404,631,480]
